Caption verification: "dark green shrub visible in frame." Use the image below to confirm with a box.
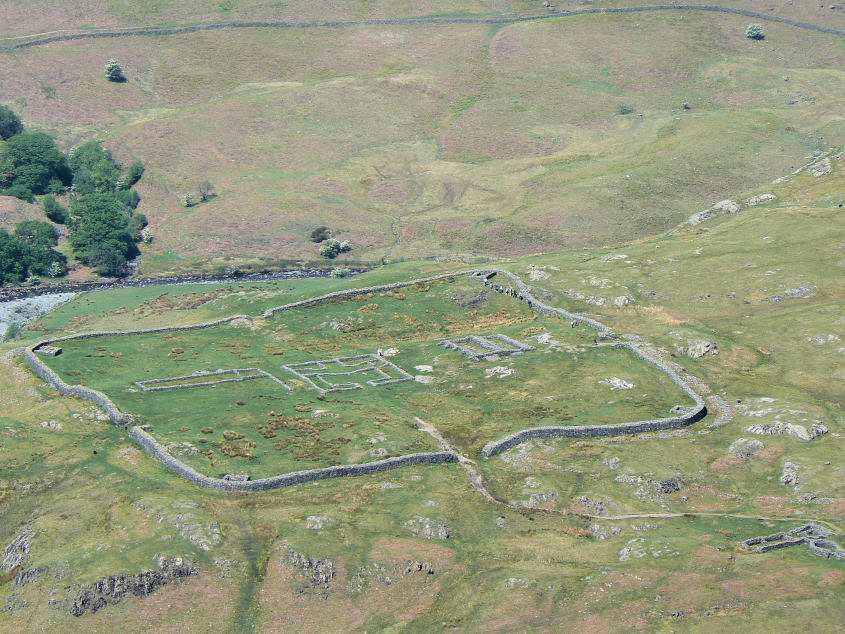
[1,183,35,202]
[619,104,635,115]
[117,160,144,189]
[310,226,330,243]
[0,105,23,140]
[88,243,127,277]
[116,188,140,210]
[42,195,68,223]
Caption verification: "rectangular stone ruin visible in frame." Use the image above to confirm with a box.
[438,334,535,360]
[281,354,413,394]
[134,368,290,392]
[740,524,845,559]
[35,345,62,357]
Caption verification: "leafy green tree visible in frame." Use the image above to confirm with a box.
[117,160,144,190]
[42,195,69,223]
[68,192,136,262]
[0,131,71,195]
[320,238,341,259]
[88,243,127,276]
[0,229,29,285]
[104,59,125,82]
[0,105,23,140]
[0,183,35,202]
[68,141,121,195]
[116,188,140,210]
[14,220,58,249]
[746,24,765,40]
[127,213,147,242]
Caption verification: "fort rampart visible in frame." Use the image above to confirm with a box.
[25,267,708,489]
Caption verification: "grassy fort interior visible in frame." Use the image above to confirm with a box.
[40,276,694,479]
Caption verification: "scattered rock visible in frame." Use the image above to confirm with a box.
[213,558,239,578]
[807,157,832,177]
[282,543,334,595]
[404,561,435,575]
[807,334,841,345]
[613,295,635,307]
[779,462,801,488]
[518,491,559,508]
[382,347,398,357]
[13,565,49,587]
[658,478,682,494]
[579,495,612,516]
[485,366,515,379]
[406,516,451,540]
[728,438,764,459]
[305,516,335,530]
[414,375,436,384]
[590,524,623,540]
[599,377,636,390]
[744,193,776,206]
[40,420,62,430]
[506,577,536,588]
[602,456,621,470]
[689,200,740,225]
[686,341,718,358]
[526,264,551,281]
[65,557,197,617]
[1,529,33,573]
[451,289,488,309]
[747,422,828,441]
[414,365,433,373]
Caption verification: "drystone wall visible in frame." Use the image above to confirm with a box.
[129,427,458,492]
[25,266,710,488]
[476,270,706,457]
[4,6,842,52]
[24,349,134,425]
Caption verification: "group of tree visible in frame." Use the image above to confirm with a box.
[65,142,146,276]
[0,220,67,285]
[181,180,215,207]
[319,238,352,259]
[0,104,147,281]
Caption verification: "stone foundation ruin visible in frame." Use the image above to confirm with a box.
[134,367,290,392]
[438,334,535,360]
[740,523,845,560]
[281,354,413,393]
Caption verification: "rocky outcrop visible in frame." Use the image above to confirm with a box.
[405,517,452,540]
[728,438,764,459]
[747,421,828,441]
[779,461,801,488]
[685,341,718,359]
[689,200,740,225]
[282,543,334,597]
[744,193,776,206]
[65,557,197,617]
[1,529,33,573]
